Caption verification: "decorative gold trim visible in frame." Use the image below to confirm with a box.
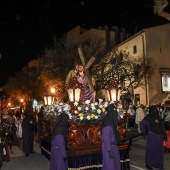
[120,159,130,162]
[68,164,103,170]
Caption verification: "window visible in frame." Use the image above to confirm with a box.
[160,68,170,93]
[133,45,137,54]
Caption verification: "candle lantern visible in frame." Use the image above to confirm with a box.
[43,95,55,106]
[66,77,83,103]
[105,78,122,102]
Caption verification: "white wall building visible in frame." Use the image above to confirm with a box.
[117,23,170,105]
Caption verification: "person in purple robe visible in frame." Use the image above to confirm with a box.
[22,107,37,157]
[50,112,69,170]
[101,103,121,170]
[139,105,167,170]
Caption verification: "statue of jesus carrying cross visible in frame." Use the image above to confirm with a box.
[64,47,96,103]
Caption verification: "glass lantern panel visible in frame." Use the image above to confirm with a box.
[117,89,121,101]
[47,96,53,105]
[74,88,81,102]
[43,96,47,105]
[67,89,74,102]
[110,89,117,101]
[106,90,110,101]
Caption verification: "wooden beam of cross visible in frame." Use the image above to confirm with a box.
[78,47,96,92]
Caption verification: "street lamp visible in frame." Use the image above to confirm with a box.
[65,77,83,103]
[20,98,24,114]
[50,87,55,94]
[105,78,122,103]
[7,102,11,108]
[20,98,24,103]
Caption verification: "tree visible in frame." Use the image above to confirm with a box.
[91,49,154,103]
[38,35,70,94]
[38,34,103,95]
[3,66,40,106]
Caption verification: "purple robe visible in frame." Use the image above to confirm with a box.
[139,119,166,169]
[102,126,121,170]
[77,74,96,103]
[22,115,36,154]
[50,134,68,170]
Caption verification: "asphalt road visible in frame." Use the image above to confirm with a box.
[1,131,170,170]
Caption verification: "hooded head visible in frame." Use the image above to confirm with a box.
[101,103,118,129]
[144,105,163,135]
[148,105,159,116]
[101,103,120,144]
[52,113,69,138]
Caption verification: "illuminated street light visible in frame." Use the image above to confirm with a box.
[20,98,24,103]
[50,87,55,94]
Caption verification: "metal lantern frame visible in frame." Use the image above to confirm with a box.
[65,77,83,103]
[105,78,122,102]
[43,94,55,106]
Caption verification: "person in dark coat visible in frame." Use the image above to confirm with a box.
[37,106,44,148]
[101,103,121,170]
[139,105,167,170]
[22,107,37,157]
[50,112,69,170]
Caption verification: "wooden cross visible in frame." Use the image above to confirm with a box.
[78,47,96,92]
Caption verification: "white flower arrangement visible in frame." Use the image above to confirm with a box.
[72,99,108,126]
[43,99,124,126]
[43,102,72,121]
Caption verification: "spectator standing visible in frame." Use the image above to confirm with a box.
[15,114,23,139]
[163,106,170,129]
[1,109,17,161]
[135,104,146,133]
[139,105,167,170]
[162,106,170,152]
[127,105,136,131]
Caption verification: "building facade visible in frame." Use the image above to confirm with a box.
[66,25,116,58]
[117,23,170,105]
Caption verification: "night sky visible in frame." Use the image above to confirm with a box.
[0,0,169,86]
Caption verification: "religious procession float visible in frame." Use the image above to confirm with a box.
[41,77,130,170]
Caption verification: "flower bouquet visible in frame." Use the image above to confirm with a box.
[72,99,108,126]
[43,102,72,121]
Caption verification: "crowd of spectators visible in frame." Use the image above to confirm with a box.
[0,105,43,168]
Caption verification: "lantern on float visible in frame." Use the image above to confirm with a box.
[105,78,122,102]
[43,95,55,106]
[66,77,83,103]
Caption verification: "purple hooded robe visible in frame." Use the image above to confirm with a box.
[101,104,121,170]
[50,112,69,170]
[139,105,167,169]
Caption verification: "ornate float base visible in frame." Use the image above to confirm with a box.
[41,139,130,170]
[41,120,127,156]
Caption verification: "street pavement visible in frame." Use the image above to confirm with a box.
[1,140,50,170]
[1,131,170,170]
